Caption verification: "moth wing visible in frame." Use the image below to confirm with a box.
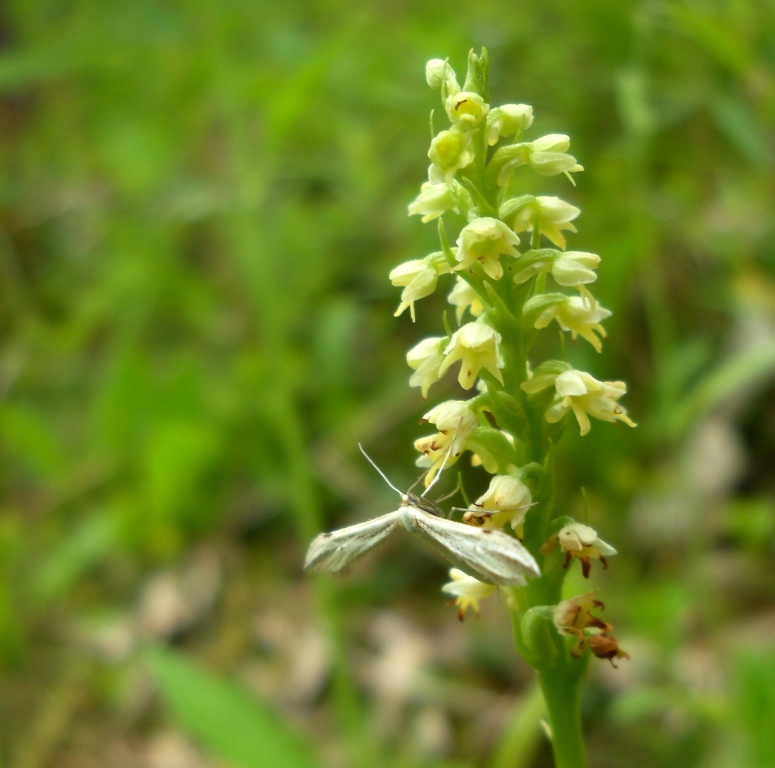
[304,511,401,575]
[412,513,540,587]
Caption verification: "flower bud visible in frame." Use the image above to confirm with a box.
[425,58,460,93]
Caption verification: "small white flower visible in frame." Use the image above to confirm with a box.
[552,251,601,286]
[521,367,636,436]
[408,166,468,222]
[462,475,532,531]
[504,195,580,250]
[406,336,447,398]
[525,134,584,181]
[558,523,617,578]
[447,277,483,323]
[414,400,478,486]
[438,320,504,390]
[442,568,497,619]
[528,292,611,352]
[389,254,452,322]
[513,250,600,287]
[455,217,520,280]
[496,134,583,186]
[486,104,533,146]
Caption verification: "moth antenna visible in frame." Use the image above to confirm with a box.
[435,483,460,504]
[358,443,404,496]
[406,471,426,495]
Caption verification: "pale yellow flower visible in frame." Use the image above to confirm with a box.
[414,400,478,487]
[485,104,533,146]
[441,568,497,619]
[523,134,584,182]
[438,320,504,390]
[521,367,636,436]
[445,91,489,125]
[501,195,580,249]
[406,336,447,398]
[512,250,600,287]
[558,522,617,578]
[389,254,452,321]
[447,277,483,323]
[462,474,533,532]
[455,217,520,280]
[529,292,611,352]
[493,135,583,187]
[428,125,475,185]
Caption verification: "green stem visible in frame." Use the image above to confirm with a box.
[536,663,588,768]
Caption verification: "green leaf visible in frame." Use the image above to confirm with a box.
[672,343,775,437]
[32,512,118,604]
[148,647,319,768]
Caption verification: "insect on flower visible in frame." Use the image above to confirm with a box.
[304,446,540,587]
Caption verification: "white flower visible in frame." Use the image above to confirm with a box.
[558,523,617,578]
[512,250,600,287]
[442,568,497,619]
[445,91,489,125]
[438,320,504,390]
[408,165,466,222]
[524,134,584,181]
[455,217,520,280]
[553,252,600,285]
[521,367,636,436]
[528,292,611,352]
[414,400,478,486]
[502,195,580,250]
[406,336,447,398]
[447,277,483,323]
[495,134,583,186]
[462,475,532,531]
[486,104,533,146]
[389,254,452,322]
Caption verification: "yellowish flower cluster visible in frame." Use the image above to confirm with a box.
[389,52,635,672]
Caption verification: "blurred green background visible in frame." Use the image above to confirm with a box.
[2,1,775,767]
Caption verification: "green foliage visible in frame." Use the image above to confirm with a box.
[2,0,775,766]
[149,647,319,768]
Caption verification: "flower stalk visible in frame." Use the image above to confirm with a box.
[306,48,635,768]
[399,50,635,767]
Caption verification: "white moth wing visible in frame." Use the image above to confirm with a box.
[409,512,540,587]
[304,511,401,575]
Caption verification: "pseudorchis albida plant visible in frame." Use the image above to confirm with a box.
[306,49,636,768]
